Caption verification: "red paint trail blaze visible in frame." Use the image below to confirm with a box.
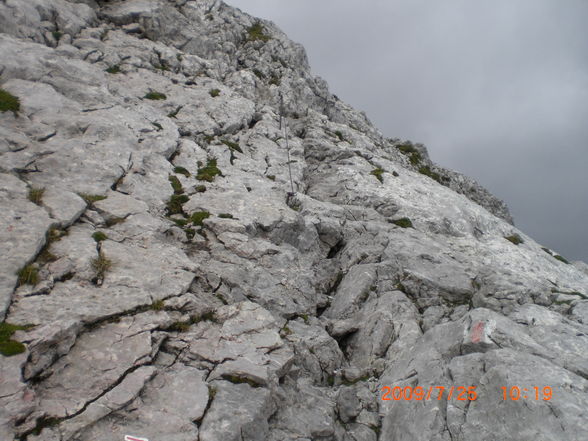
[124,436,149,441]
[470,321,485,343]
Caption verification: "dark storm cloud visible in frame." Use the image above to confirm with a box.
[226,0,588,262]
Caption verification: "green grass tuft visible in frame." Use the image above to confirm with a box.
[268,74,281,86]
[0,321,34,356]
[196,158,222,182]
[169,175,184,195]
[218,213,234,219]
[78,193,107,205]
[169,321,191,332]
[209,88,221,97]
[0,88,20,115]
[370,168,384,183]
[144,91,167,100]
[52,31,63,41]
[151,299,165,311]
[395,142,422,165]
[167,105,183,119]
[17,265,38,286]
[105,65,121,74]
[246,22,271,42]
[190,211,211,227]
[0,340,26,356]
[391,217,413,229]
[166,194,190,215]
[171,218,189,227]
[252,69,265,79]
[221,139,243,153]
[554,254,570,264]
[418,165,441,183]
[91,253,112,280]
[195,185,207,193]
[334,131,344,141]
[267,175,276,181]
[28,187,45,205]
[92,231,108,242]
[173,166,190,177]
[505,234,524,245]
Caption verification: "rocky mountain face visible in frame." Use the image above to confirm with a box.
[1,1,587,440]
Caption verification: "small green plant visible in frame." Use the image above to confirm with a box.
[395,142,422,165]
[505,234,523,245]
[28,187,45,205]
[252,69,265,79]
[173,166,190,177]
[0,339,26,357]
[171,218,189,227]
[541,247,553,255]
[203,135,215,144]
[105,216,125,227]
[0,88,20,115]
[152,122,163,131]
[38,228,65,264]
[209,88,221,97]
[169,175,184,195]
[268,74,281,86]
[190,211,211,227]
[195,185,207,193]
[91,253,112,280]
[169,321,191,332]
[166,194,190,215]
[167,106,182,119]
[280,325,293,336]
[92,231,108,242]
[52,31,63,41]
[0,322,34,357]
[267,175,276,181]
[154,63,170,71]
[334,131,344,141]
[185,228,196,239]
[370,168,384,183]
[391,217,413,229]
[192,311,217,323]
[151,299,165,311]
[222,374,260,387]
[418,166,441,183]
[196,158,222,182]
[105,65,121,74]
[144,91,167,100]
[554,255,570,264]
[78,193,107,205]
[396,142,418,154]
[409,152,422,165]
[17,265,38,286]
[246,22,271,42]
[218,213,234,219]
[221,139,243,153]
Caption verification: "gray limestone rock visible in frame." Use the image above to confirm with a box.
[1,0,588,440]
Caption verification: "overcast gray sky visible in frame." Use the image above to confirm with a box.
[226,0,588,263]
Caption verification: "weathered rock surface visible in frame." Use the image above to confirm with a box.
[1,1,587,440]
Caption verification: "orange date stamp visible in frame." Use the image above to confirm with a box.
[381,386,553,401]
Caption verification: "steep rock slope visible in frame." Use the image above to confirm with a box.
[0,1,587,440]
